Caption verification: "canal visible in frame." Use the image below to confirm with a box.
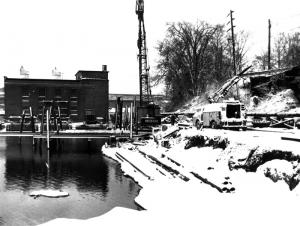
[0,137,142,225]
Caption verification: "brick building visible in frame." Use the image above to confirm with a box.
[4,66,109,122]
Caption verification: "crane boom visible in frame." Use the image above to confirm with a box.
[208,66,252,103]
[136,0,151,106]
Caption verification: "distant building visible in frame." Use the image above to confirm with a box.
[4,65,109,122]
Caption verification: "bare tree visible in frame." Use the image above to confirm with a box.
[154,21,249,109]
[254,31,300,70]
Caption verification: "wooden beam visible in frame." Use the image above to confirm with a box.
[270,118,294,129]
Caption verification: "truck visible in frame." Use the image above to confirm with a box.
[192,99,247,130]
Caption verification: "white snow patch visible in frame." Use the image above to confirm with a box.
[30,190,69,198]
[248,89,299,113]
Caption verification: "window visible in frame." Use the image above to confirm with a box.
[70,88,78,97]
[226,104,241,118]
[38,87,46,97]
[55,88,62,97]
[22,86,30,97]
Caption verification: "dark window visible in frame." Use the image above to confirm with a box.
[55,88,62,97]
[71,88,78,96]
[38,87,46,97]
[226,104,241,118]
[22,86,30,97]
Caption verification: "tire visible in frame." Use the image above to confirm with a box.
[211,121,217,129]
[196,120,201,130]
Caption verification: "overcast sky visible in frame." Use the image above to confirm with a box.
[0,0,299,93]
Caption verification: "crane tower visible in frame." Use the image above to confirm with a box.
[136,0,151,106]
[135,0,161,129]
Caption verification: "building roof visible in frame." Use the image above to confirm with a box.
[3,76,107,88]
[75,70,108,80]
[109,93,166,101]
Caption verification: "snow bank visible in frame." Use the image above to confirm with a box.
[257,159,298,189]
[248,89,299,113]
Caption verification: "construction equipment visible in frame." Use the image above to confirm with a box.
[136,0,161,129]
[208,66,252,103]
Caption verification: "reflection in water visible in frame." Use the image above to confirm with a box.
[0,137,141,226]
[5,138,109,196]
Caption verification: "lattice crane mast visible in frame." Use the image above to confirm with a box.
[136,0,152,106]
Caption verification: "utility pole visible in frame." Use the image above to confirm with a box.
[229,10,237,76]
[268,19,272,70]
[228,10,238,98]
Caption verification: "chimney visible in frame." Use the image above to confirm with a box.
[102,65,107,72]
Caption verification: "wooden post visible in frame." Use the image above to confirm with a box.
[53,107,57,132]
[268,19,272,70]
[58,106,63,131]
[46,110,50,150]
[30,106,35,133]
[115,99,118,129]
[133,97,136,124]
[134,97,138,135]
[229,10,237,77]
[125,105,128,130]
[130,103,133,139]
[229,10,238,98]
[41,106,45,134]
[20,109,25,133]
[46,148,50,169]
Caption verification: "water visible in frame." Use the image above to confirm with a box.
[0,137,141,225]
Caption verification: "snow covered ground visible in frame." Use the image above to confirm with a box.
[42,125,300,226]
[41,88,300,226]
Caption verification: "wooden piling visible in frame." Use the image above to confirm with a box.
[30,106,35,133]
[46,148,50,169]
[57,106,63,131]
[46,110,50,150]
[130,103,133,139]
[20,110,25,133]
[41,106,45,134]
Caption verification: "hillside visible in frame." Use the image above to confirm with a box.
[178,66,300,114]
